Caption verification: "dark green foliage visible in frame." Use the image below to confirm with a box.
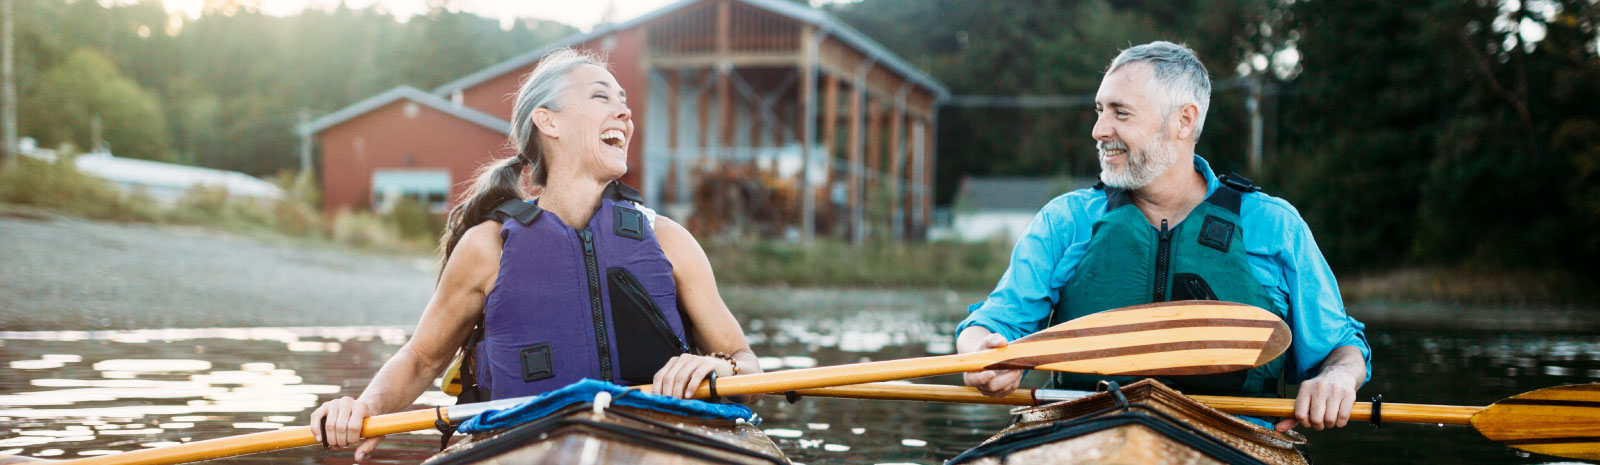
[828,0,1600,278]
[9,1,574,175]
[1275,0,1600,274]
[22,49,173,161]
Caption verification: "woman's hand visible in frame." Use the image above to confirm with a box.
[309,396,384,462]
[650,354,734,399]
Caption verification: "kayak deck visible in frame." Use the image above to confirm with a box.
[951,379,1309,465]
[424,403,789,465]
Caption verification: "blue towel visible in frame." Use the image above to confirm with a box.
[457,379,760,433]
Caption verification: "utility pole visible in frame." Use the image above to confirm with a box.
[2,0,17,170]
[298,108,312,175]
[298,108,314,194]
[1246,75,1263,175]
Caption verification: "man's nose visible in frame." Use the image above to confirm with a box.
[1091,114,1113,142]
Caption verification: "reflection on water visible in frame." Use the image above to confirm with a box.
[1,296,1598,464]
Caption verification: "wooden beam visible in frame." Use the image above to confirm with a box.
[646,52,802,70]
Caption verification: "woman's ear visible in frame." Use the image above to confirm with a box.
[532,108,560,139]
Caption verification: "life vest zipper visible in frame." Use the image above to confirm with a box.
[1153,219,1172,302]
[577,228,613,382]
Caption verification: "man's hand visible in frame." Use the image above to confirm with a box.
[957,329,1024,398]
[1275,345,1366,431]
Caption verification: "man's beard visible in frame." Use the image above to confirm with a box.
[1098,125,1177,190]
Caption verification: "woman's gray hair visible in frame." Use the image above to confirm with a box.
[507,48,609,186]
[1108,41,1211,140]
[439,48,608,264]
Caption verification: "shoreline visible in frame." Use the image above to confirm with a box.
[2,208,1593,332]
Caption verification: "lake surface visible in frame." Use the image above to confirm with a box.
[1,288,1596,464]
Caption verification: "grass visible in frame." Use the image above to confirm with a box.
[702,237,1013,290]
[1340,267,1595,306]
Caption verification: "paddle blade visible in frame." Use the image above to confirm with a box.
[1471,383,1600,461]
[985,301,1290,376]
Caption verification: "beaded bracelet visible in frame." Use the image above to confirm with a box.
[707,351,740,375]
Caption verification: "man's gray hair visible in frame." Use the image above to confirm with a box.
[1108,41,1211,140]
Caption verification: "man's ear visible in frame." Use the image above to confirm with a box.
[1175,103,1200,141]
[532,108,559,139]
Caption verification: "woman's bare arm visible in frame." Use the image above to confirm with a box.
[653,217,762,403]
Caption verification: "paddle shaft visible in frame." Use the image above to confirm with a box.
[636,351,992,399]
[794,383,1482,425]
[63,409,438,465]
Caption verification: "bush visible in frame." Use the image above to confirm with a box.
[702,238,1012,290]
[0,152,159,222]
[330,208,403,249]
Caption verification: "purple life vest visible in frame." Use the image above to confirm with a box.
[473,183,691,400]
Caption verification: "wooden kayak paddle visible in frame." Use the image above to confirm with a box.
[60,300,1289,465]
[793,382,1600,461]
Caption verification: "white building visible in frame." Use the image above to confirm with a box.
[18,137,284,207]
[942,176,1096,243]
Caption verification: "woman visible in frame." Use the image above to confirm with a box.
[309,49,762,462]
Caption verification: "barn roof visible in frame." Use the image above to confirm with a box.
[431,0,949,100]
[300,86,510,136]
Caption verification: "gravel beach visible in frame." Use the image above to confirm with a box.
[0,213,438,330]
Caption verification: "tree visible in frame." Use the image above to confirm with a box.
[21,49,173,161]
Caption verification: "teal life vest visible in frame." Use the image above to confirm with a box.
[1049,175,1286,398]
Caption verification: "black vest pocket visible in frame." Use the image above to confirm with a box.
[607,267,689,385]
[520,344,554,382]
[1171,273,1219,301]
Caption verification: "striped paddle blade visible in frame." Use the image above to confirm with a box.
[984,301,1291,376]
[1472,384,1600,461]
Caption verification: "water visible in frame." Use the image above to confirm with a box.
[1,289,1596,464]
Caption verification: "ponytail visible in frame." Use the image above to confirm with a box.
[440,155,528,264]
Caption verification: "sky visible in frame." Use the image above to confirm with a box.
[148,0,856,31]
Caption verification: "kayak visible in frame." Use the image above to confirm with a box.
[948,379,1308,465]
[423,403,790,465]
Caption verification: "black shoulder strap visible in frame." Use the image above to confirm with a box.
[603,181,645,204]
[1206,172,1261,216]
[1096,182,1135,212]
[488,199,542,226]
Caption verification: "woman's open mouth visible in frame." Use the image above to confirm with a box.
[601,129,626,148]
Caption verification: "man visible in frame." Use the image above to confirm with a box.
[956,41,1369,432]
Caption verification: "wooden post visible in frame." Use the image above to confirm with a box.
[865,100,882,233]
[910,119,925,238]
[1,0,15,170]
[800,29,819,242]
[718,69,732,152]
[922,114,936,239]
[667,71,680,203]
[888,93,905,241]
[821,74,839,178]
[847,81,863,244]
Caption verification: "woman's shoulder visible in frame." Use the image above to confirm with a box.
[454,220,506,262]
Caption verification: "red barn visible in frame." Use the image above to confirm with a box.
[303,0,947,241]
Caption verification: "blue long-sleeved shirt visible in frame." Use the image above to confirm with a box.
[957,155,1371,386]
